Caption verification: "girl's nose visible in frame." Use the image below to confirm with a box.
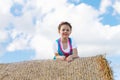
[64,30,67,32]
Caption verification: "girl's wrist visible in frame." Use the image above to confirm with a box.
[69,55,73,58]
[66,55,73,62]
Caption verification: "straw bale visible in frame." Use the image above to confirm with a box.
[0,55,113,80]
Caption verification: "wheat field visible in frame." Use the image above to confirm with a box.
[0,55,113,80]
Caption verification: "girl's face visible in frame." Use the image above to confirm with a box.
[58,24,72,39]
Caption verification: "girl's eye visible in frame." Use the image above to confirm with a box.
[67,29,69,31]
[62,29,65,31]
[62,29,70,31]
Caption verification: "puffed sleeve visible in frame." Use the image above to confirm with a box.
[52,41,58,53]
[71,38,77,49]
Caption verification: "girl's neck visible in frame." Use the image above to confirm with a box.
[60,38,68,43]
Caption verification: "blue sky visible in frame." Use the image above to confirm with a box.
[0,0,120,79]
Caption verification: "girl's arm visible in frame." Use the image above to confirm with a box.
[55,53,65,60]
[72,48,79,59]
[71,39,79,59]
[66,48,79,62]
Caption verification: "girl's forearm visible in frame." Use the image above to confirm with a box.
[72,48,79,58]
[71,53,79,59]
[56,55,65,60]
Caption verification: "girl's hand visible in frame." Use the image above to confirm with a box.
[60,56,65,61]
[56,56,65,61]
[65,55,73,62]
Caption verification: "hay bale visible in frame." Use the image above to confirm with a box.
[0,55,113,80]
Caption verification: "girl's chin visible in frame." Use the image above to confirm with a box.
[61,35,69,39]
[62,37,69,39]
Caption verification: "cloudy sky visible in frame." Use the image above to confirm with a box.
[0,0,120,79]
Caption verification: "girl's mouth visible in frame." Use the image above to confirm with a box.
[63,34,68,36]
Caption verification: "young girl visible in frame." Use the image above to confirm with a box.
[53,21,79,62]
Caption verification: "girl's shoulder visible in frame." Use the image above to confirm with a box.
[69,37,76,42]
[55,38,60,43]
[53,38,60,45]
[69,37,77,47]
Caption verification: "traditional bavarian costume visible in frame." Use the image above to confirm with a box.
[53,38,77,60]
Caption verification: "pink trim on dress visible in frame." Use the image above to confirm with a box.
[59,38,72,57]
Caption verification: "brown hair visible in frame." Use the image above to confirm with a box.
[58,21,72,31]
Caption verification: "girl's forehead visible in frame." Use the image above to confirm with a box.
[60,25,70,29]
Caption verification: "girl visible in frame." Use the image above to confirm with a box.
[53,21,79,62]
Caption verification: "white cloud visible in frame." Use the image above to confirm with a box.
[6,36,29,52]
[99,0,112,14]
[30,34,53,59]
[36,0,66,13]
[11,12,35,34]
[6,29,32,51]
[13,0,24,4]
[0,0,12,14]
[113,0,120,14]
[0,45,5,57]
[0,30,8,42]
